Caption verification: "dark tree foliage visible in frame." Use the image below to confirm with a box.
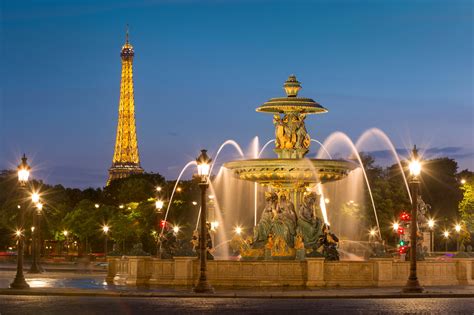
[0,158,469,254]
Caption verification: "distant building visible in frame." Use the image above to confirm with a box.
[107,28,144,185]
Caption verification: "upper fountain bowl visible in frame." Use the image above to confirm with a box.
[223,158,357,188]
[256,75,328,114]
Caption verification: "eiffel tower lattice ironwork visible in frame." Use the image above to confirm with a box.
[108,28,144,185]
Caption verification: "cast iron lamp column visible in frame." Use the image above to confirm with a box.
[63,230,69,256]
[29,200,44,273]
[102,225,109,259]
[427,219,435,254]
[443,231,449,252]
[454,224,461,252]
[10,154,31,289]
[155,199,164,257]
[403,145,423,293]
[194,149,214,293]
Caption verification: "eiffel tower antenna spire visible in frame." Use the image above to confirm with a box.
[125,24,129,43]
[107,28,144,185]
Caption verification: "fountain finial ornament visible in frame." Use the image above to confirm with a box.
[284,75,301,97]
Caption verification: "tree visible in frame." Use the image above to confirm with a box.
[459,174,474,234]
[62,200,101,255]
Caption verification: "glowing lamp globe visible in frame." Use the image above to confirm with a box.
[392,222,400,231]
[155,200,164,210]
[428,219,435,229]
[196,149,212,181]
[455,224,461,233]
[409,160,421,177]
[17,154,31,186]
[31,193,40,204]
[36,202,43,212]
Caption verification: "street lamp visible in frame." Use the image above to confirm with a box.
[392,222,400,231]
[194,149,214,293]
[460,179,466,185]
[155,199,164,212]
[63,230,69,256]
[428,218,435,254]
[403,145,423,293]
[10,154,31,289]
[454,224,461,251]
[29,200,44,273]
[443,230,450,252]
[102,225,109,259]
[235,226,242,235]
[173,225,180,234]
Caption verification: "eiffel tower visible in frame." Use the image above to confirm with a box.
[108,28,144,185]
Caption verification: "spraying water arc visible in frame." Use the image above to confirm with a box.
[208,140,245,177]
[161,160,197,236]
[319,131,382,238]
[355,128,412,203]
[311,139,333,159]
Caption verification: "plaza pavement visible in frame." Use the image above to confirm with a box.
[0,270,473,299]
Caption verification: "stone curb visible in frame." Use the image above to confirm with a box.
[1,289,473,299]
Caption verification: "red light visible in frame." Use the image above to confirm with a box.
[160,220,166,228]
[399,211,411,222]
[397,227,404,235]
[399,246,407,254]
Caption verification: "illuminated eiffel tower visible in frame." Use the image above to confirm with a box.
[108,28,144,185]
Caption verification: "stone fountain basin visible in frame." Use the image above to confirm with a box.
[223,158,358,186]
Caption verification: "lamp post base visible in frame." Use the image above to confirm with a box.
[10,275,30,289]
[402,279,423,293]
[193,279,215,293]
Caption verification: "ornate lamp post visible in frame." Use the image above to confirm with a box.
[11,154,31,289]
[194,149,214,293]
[154,198,165,257]
[29,198,44,273]
[443,230,450,252]
[63,230,69,256]
[403,145,423,293]
[427,219,435,253]
[454,224,461,251]
[102,225,109,259]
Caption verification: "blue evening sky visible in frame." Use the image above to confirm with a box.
[1,0,473,188]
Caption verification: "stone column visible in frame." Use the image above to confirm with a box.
[370,258,394,287]
[126,256,152,286]
[113,257,129,285]
[455,259,474,285]
[174,257,197,286]
[106,257,119,284]
[306,257,325,287]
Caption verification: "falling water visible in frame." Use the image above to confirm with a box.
[250,137,259,226]
[316,183,329,224]
[208,139,245,177]
[161,160,197,236]
[311,139,333,159]
[207,182,230,259]
[318,131,381,238]
[257,139,275,158]
[355,128,412,203]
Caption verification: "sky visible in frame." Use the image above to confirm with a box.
[1,0,473,188]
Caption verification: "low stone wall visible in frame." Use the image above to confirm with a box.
[107,256,474,288]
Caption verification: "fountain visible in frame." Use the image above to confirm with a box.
[108,75,474,289]
[223,75,357,260]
